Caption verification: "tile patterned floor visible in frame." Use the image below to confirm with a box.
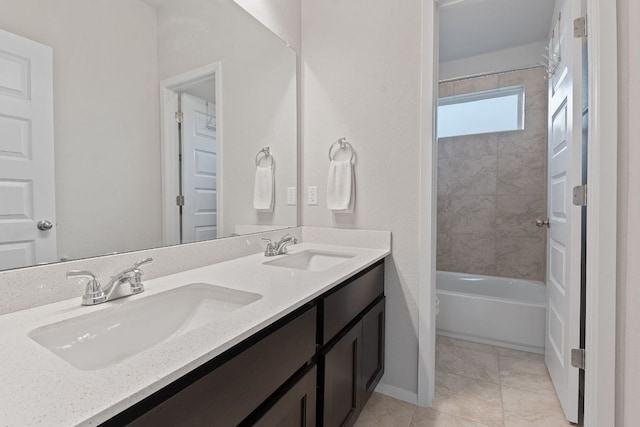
[354,336,574,427]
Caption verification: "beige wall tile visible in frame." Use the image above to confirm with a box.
[499,67,548,110]
[496,195,546,238]
[523,107,548,138]
[496,235,546,280]
[437,68,548,281]
[497,151,546,195]
[436,232,454,271]
[439,81,454,98]
[439,134,498,159]
[449,234,496,275]
[497,133,547,155]
[451,196,496,235]
[438,156,497,196]
[438,196,453,234]
[453,74,499,95]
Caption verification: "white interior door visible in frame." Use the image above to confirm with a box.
[545,0,583,422]
[0,29,56,269]
[180,93,217,243]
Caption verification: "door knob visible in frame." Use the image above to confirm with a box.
[535,218,550,228]
[37,220,53,231]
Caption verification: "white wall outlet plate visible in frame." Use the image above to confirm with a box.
[287,187,297,205]
[307,186,318,205]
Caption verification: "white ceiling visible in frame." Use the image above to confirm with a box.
[439,0,556,63]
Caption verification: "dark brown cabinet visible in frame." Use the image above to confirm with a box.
[323,324,362,427]
[321,262,386,427]
[361,298,385,405]
[254,366,317,427]
[116,306,317,427]
[105,259,386,427]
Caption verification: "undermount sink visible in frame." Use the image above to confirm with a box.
[28,283,262,371]
[263,250,355,272]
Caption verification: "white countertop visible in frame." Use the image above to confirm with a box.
[0,242,389,426]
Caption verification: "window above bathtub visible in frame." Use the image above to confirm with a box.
[437,85,525,138]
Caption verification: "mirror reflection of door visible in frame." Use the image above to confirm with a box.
[179,92,218,244]
[0,29,57,269]
[159,65,221,246]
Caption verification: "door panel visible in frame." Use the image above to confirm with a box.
[545,0,583,422]
[323,325,362,427]
[361,297,385,405]
[0,29,56,269]
[253,366,317,427]
[180,93,217,243]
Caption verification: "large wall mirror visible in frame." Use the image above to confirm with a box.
[0,0,298,272]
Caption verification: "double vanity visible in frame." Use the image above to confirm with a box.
[0,229,390,426]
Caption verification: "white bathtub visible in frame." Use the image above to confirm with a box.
[436,271,546,354]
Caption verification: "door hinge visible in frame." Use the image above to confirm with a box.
[571,348,586,370]
[573,185,587,206]
[175,111,184,123]
[574,16,588,38]
[176,195,185,206]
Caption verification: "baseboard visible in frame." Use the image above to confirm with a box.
[436,330,545,354]
[373,382,418,405]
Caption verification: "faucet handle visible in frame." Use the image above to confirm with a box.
[131,257,153,270]
[262,238,278,256]
[128,258,152,294]
[66,270,97,280]
[67,270,106,306]
[262,237,275,248]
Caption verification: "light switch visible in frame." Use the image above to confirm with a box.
[287,187,297,205]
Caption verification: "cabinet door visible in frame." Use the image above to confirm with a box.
[323,324,362,427]
[253,366,316,427]
[361,297,385,406]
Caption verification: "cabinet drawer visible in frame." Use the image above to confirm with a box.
[322,262,384,344]
[252,365,317,427]
[129,306,317,427]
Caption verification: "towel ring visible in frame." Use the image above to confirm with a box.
[255,147,274,167]
[328,137,354,162]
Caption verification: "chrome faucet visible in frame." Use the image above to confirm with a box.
[262,234,298,257]
[67,258,153,306]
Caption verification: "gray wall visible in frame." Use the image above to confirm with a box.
[436,67,548,281]
[301,0,423,401]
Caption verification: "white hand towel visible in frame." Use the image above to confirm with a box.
[253,165,274,211]
[327,159,354,211]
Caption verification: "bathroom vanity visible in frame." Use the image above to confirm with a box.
[112,261,384,426]
[0,234,389,426]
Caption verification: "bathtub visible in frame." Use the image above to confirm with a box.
[436,271,546,354]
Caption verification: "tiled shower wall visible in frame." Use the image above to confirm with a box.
[436,67,548,281]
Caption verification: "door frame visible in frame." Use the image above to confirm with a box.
[159,62,223,245]
[417,1,618,426]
